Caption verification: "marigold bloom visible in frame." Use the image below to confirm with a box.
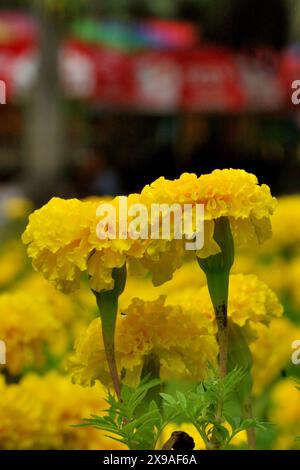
[68,296,218,387]
[0,240,26,288]
[136,169,275,286]
[250,318,300,396]
[0,374,45,450]
[232,254,290,294]
[167,273,283,330]
[119,261,206,310]
[269,379,300,450]
[22,197,99,293]
[0,291,62,375]
[0,372,125,450]
[22,195,154,292]
[288,257,300,310]
[23,169,275,292]
[261,195,300,256]
[243,256,300,313]
[17,273,95,338]
[140,169,276,250]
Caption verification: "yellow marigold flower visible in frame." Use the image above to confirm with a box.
[119,261,206,311]
[22,195,151,293]
[261,195,300,256]
[269,379,300,450]
[0,374,45,450]
[130,239,194,287]
[12,274,95,358]
[232,254,290,294]
[289,257,300,310]
[23,169,275,292]
[68,319,109,388]
[17,273,95,336]
[0,291,62,375]
[21,372,125,450]
[134,169,275,286]
[0,240,26,288]
[68,296,218,387]
[141,169,276,252]
[22,197,100,293]
[0,372,126,450]
[168,274,283,330]
[250,318,300,396]
[87,193,183,290]
[17,273,76,325]
[227,274,283,327]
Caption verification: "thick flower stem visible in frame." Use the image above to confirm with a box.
[93,265,127,401]
[228,323,256,450]
[197,217,234,379]
[197,217,234,448]
[101,311,121,399]
[140,352,161,407]
[215,304,228,379]
[244,397,256,450]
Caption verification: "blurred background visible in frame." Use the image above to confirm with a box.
[0,0,300,206]
[2,1,300,450]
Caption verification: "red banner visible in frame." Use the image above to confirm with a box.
[0,13,293,112]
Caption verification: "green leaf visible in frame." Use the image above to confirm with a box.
[105,435,127,446]
[160,393,177,405]
[122,410,160,434]
[212,424,230,443]
[176,391,187,409]
[223,413,241,432]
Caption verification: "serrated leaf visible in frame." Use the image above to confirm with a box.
[122,409,159,434]
[160,393,177,405]
[176,391,187,409]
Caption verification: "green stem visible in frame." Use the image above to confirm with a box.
[197,217,234,449]
[197,217,234,379]
[206,274,229,379]
[228,322,255,450]
[140,352,161,408]
[93,264,127,400]
[244,397,256,450]
[192,422,212,450]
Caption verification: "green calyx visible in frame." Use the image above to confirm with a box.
[93,264,127,398]
[197,217,234,310]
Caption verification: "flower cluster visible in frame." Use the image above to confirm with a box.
[17,273,95,337]
[0,240,26,288]
[269,379,300,450]
[250,318,300,396]
[119,261,206,310]
[9,168,298,451]
[261,195,300,256]
[68,296,218,387]
[166,273,283,332]
[22,169,275,293]
[0,291,61,375]
[0,372,125,450]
